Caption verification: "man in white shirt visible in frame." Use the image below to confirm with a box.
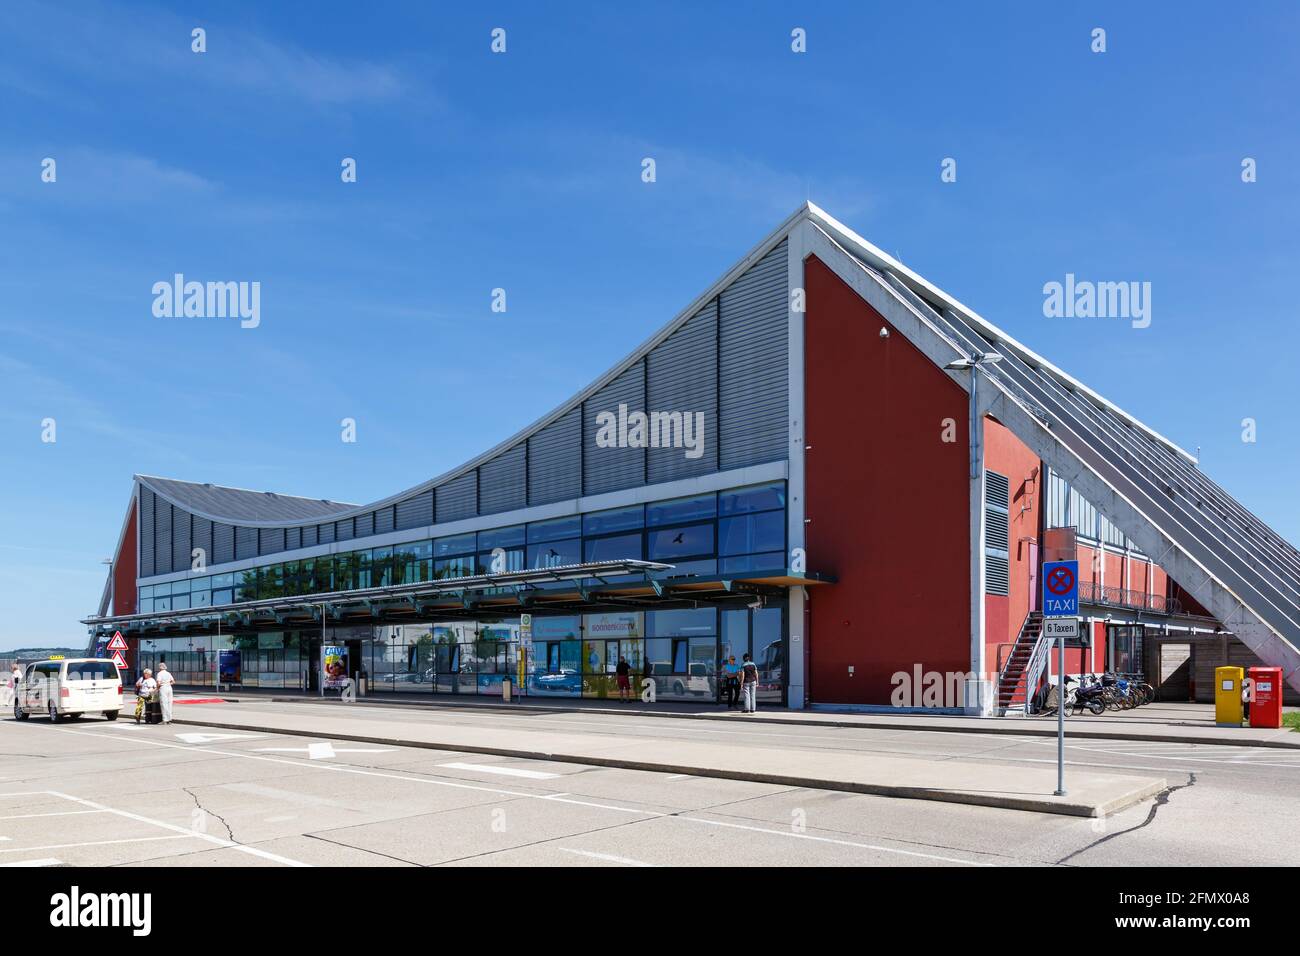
[156,663,176,724]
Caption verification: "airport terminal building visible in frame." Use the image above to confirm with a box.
[86,205,1300,710]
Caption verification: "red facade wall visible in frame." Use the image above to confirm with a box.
[983,418,1042,670]
[112,500,137,617]
[804,255,971,704]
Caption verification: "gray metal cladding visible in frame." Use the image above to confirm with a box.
[719,238,789,470]
[171,509,191,574]
[437,471,478,523]
[583,361,646,495]
[301,525,317,548]
[355,511,374,538]
[317,522,335,545]
[395,490,433,530]
[286,526,301,551]
[374,505,394,535]
[155,501,172,574]
[213,522,235,565]
[192,517,212,568]
[139,488,155,577]
[259,527,286,556]
[335,517,354,542]
[479,443,527,515]
[528,407,582,505]
[647,301,718,482]
[235,525,257,561]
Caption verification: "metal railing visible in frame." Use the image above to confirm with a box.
[1078,580,1182,616]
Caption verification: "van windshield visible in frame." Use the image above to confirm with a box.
[64,662,120,681]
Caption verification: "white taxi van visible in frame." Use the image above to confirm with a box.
[14,657,123,722]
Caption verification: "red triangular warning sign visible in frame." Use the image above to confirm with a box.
[108,633,128,651]
[111,650,127,668]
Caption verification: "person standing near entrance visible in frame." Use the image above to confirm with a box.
[156,662,176,724]
[740,653,759,714]
[615,656,632,702]
[722,655,741,709]
[135,669,157,723]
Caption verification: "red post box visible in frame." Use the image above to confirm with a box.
[1248,666,1284,729]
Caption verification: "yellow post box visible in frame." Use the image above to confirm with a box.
[1215,666,1244,726]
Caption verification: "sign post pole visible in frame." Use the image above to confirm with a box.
[1042,560,1078,799]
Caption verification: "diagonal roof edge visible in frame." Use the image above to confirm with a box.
[802,202,1198,466]
[136,474,359,526]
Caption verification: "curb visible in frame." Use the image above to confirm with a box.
[170,715,1165,818]
[236,694,1300,750]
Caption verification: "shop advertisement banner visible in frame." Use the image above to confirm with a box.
[218,649,242,685]
[322,644,349,690]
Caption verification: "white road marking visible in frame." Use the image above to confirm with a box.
[254,742,395,760]
[664,774,692,780]
[438,761,560,779]
[42,726,995,867]
[0,835,193,853]
[0,810,106,821]
[264,815,296,823]
[41,790,311,867]
[0,857,62,867]
[175,732,266,745]
[558,848,656,867]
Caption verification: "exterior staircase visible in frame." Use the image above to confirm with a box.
[996,611,1045,712]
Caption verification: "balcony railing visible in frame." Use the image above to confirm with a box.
[1077,580,1182,616]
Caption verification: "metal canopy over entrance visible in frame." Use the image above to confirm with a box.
[84,559,833,639]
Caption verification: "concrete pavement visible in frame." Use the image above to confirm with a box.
[165,698,1164,816]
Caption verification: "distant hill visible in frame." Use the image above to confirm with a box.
[0,647,85,659]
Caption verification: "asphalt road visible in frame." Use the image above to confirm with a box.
[1,699,1295,867]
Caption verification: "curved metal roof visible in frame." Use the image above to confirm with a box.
[136,475,357,524]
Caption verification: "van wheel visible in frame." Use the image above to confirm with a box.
[14,699,29,721]
[47,701,62,724]
[104,710,119,721]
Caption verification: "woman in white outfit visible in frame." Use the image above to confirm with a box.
[156,662,175,724]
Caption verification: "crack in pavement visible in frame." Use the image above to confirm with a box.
[302,831,422,866]
[1054,773,1197,865]
[183,786,237,844]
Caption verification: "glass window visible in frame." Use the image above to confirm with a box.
[752,606,784,702]
[261,565,284,598]
[139,584,154,600]
[583,505,644,536]
[212,589,233,606]
[719,482,786,516]
[235,571,257,601]
[477,525,525,550]
[281,561,301,597]
[584,533,642,563]
[138,598,154,613]
[353,550,372,590]
[154,596,172,611]
[647,524,714,560]
[434,556,475,579]
[394,541,432,584]
[191,589,211,608]
[477,548,524,575]
[334,553,354,591]
[371,547,394,587]
[647,493,715,527]
[528,515,582,543]
[721,608,749,663]
[434,533,476,558]
[647,608,716,638]
[527,538,580,569]
[720,552,785,574]
[211,572,235,590]
[719,511,785,556]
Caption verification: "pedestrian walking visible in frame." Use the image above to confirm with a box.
[740,653,759,714]
[722,655,741,709]
[4,662,21,707]
[156,662,176,724]
[615,656,632,702]
[1242,676,1254,724]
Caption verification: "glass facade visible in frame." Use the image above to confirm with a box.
[133,603,786,705]
[138,481,788,613]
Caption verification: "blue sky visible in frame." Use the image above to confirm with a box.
[1,1,1297,645]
